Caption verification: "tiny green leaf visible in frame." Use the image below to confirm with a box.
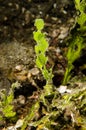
[33,18,53,85]
[35,19,44,31]
[3,105,16,118]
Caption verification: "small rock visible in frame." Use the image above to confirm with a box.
[15,119,24,129]
[56,47,61,54]
[58,85,67,93]
[15,65,23,72]
[58,27,69,39]
[7,119,24,130]
[29,68,40,76]
[7,126,15,130]
[58,85,72,94]
[17,95,25,105]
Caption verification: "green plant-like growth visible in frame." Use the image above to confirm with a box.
[21,19,55,130]
[63,36,84,84]
[75,0,86,30]
[63,0,85,85]
[21,81,86,130]
[21,16,86,130]
[33,19,54,96]
[0,82,19,122]
[33,19,53,85]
